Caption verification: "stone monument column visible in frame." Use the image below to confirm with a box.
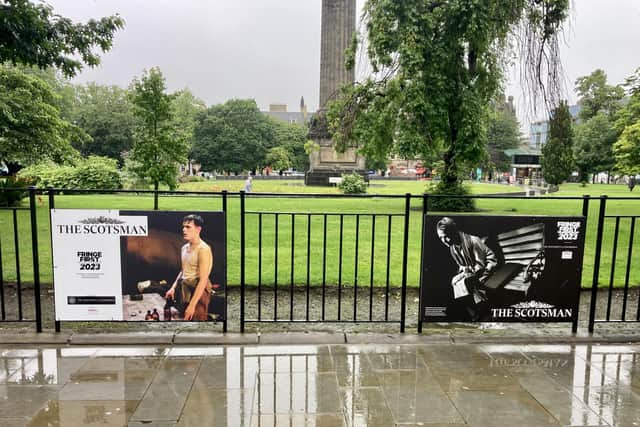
[306,0,366,186]
[319,0,355,109]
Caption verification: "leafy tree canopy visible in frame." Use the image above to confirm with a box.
[572,69,622,181]
[265,146,292,172]
[328,0,569,196]
[0,0,124,77]
[71,83,135,164]
[172,88,206,155]
[485,95,522,172]
[575,69,625,121]
[573,113,617,181]
[0,64,78,167]
[611,67,640,176]
[192,99,275,174]
[270,118,309,171]
[613,122,640,176]
[541,101,574,186]
[129,67,189,190]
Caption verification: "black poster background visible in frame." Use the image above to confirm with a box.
[421,215,585,323]
[120,210,226,321]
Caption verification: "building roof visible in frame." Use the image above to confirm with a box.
[263,111,314,124]
[504,146,541,156]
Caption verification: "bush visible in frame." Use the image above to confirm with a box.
[18,156,122,190]
[73,157,121,189]
[426,180,475,212]
[178,175,206,183]
[0,177,32,207]
[338,172,367,194]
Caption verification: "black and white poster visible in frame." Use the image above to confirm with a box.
[51,209,226,322]
[421,215,585,323]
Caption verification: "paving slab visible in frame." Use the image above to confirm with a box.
[69,332,174,345]
[451,332,640,344]
[173,332,258,345]
[258,332,345,345]
[1,342,639,426]
[346,332,451,344]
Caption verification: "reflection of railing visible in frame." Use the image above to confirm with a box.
[2,344,640,425]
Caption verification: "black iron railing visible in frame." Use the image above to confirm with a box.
[0,187,639,334]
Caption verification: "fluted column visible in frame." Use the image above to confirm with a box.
[319,0,356,109]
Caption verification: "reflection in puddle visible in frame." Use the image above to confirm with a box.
[0,344,638,426]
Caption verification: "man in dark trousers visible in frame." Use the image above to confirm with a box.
[437,217,498,320]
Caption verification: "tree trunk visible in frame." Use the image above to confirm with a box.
[443,102,461,187]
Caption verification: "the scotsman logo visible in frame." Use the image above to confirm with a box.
[56,216,148,236]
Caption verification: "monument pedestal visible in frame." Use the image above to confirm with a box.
[305,169,368,186]
[305,137,366,186]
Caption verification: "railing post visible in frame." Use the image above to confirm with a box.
[573,194,590,334]
[240,190,246,333]
[28,187,42,333]
[418,193,428,333]
[588,195,607,333]
[48,188,61,333]
[222,190,228,333]
[153,183,159,210]
[400,193,411,333]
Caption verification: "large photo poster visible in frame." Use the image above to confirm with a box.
[421,215,585,323]
[51,210,226,322]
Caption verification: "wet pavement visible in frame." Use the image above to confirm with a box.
[0,342,639,426]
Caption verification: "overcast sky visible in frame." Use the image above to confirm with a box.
[48,0,640,127]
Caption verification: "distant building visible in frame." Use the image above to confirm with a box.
[263,97,314,125]
[504,146,542,182]
[528,104,581,149]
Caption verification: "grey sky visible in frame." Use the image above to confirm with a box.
[49,0,640,126]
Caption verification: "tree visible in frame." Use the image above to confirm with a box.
[613,122,640,180]
[129,68,189,190]
[0,64,78,169]
[572,70,623,183]
[612,67,640,179]
[172,88,206,172]
[0,0,124,77]
[192,99,275,174]
[575,69,625,121]
[541,101,574,187]
[573,113,617,182]
[327,0,569,209]
[270,119,309,171]
[71,83,136,164]
[265,146,292,172]
[485,96,522,173]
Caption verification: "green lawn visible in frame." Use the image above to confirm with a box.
[177,178,524,195]
[0,181,638,289]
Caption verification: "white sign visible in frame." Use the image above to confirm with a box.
[51,209,148,320]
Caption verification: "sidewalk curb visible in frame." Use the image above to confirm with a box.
[173,332,258,345]
[2,331,640,346]
[69,332,174,345]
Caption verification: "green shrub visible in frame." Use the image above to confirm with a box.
[0,177,32,207]
[338,172,367,194]
[73,157,121,189]
[18,156,122,190]
[425,180,475,212]
[179,175,206,183]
